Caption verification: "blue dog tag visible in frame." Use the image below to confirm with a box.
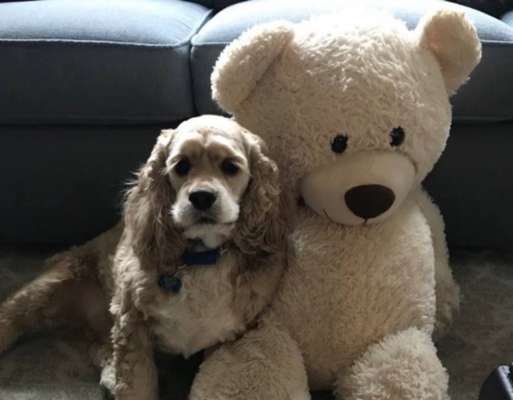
[158,274,182,293]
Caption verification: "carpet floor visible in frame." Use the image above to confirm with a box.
[0,246,511,400]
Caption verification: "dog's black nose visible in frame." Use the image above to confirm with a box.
[344,184,395,220]
[189,190,217,211]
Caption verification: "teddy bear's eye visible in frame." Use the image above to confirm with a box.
[390,127,405,147]
[331,134,348,154]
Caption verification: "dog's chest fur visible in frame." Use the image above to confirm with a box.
[147,252,245,358]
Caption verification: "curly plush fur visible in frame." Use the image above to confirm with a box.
[0,115,287,400]
[190,9,481,400]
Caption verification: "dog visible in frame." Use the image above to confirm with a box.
[0,115,287,400]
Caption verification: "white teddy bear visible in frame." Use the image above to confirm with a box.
[190,9,481,400]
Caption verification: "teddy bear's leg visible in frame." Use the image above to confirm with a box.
[416,189,460,340]
[190,319,310,400]
[336,327,449,400]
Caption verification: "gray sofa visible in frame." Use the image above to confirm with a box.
[0,0,512,248]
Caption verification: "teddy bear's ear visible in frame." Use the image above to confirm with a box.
[416,9,481,94]
[211,21,294,114]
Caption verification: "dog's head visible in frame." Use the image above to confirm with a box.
[169,116,254,248]
[124,115,284,268]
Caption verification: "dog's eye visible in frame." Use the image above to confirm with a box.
[174,158,191,176]
[221,159,239,176]
[331,134,348,154]
[390,127,405,147]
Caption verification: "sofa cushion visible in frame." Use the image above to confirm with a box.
[191,0,513,122]
[0,124,160,244]
[0,0,212,125]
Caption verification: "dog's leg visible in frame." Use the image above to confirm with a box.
[190,318,310,400]
[0,254,85,353]
[110,293,158,400]
[0,250,111,355]
[336,327,449,400]
[89,340,116,399]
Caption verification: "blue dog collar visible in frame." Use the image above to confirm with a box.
[158,274,182,293]
[158,247,222,293]
[181,247,221,266]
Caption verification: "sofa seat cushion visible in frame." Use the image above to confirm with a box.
[191,0,513,122]
[0,0,212,125]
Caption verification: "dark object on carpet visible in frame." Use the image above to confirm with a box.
[480,365,513,400]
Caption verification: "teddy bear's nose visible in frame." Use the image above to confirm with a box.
[344,184,395,220]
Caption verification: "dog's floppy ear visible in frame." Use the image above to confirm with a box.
[124,129,185,269]
[212,21,294,114]
[416,9,481,94]
[234,131,286,257]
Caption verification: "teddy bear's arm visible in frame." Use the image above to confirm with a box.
[415,189,460,340]
[335,327,449,400]
[190,318,310,400]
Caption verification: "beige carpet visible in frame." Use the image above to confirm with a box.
[0,246,511,400]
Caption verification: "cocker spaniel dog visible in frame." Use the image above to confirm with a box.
[0,115,287,400]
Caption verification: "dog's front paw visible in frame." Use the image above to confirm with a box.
[100,383,115,400]
[100,364,116,400]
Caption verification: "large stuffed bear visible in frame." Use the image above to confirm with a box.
[191,9,481,400]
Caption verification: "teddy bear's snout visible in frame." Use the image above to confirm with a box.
[344,184,395,219]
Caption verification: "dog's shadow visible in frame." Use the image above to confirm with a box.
[155,350,334,400]
[156,350,203,400]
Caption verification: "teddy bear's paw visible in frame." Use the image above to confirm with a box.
[336,328,449,400]
[191,321,311,400]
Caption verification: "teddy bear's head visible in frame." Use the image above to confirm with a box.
[212,10,481,225]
